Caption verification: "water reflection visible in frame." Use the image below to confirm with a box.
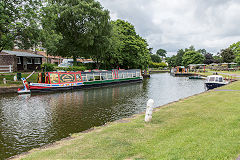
[0,73,205,159]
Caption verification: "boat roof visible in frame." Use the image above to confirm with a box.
[207,75,223,78]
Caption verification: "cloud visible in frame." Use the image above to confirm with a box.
[98,0,240,55]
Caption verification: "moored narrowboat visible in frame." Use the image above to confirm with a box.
[18,69,142,94]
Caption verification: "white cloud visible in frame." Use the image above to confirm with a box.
[98,0,240,55]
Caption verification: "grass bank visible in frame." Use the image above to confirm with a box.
[190,70,240,80]
[16,81,240,159]
[0,73,38,87]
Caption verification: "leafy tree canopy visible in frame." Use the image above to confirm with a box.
[104,19,150,69]
[0,0,42,52]
[203,53,215,64]
[42,0,111,64]
[156,49,166,58]
[230,41,240,55]
[218,48,235,63]
[166,55,177,67]
[182,51,204,67]
[150,54,162,63]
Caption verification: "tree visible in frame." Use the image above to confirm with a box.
[148,48,153,54]
[213,55,221,63]
[150,54,162,63]
[0,0,42,52]
[197,49,207,55]
[218,48,235,63]
[182,51,204,67]
[43,0,111,65]
[230,41,240,55]
[166,55,177,67]
[105,19,150,69]
[175,49,184,66]
[156,49,167,58]
[203,53,215,64]
[230,42,240,65]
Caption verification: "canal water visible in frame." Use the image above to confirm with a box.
[0,73,205,159]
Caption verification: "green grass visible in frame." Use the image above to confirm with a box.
[0,73,38,87]
[190,70,240,79]
[17,81,240,159]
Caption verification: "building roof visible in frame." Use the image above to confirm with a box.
[2,50,44,58]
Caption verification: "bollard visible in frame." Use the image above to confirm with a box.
[3,78,6,84]
[14,75,17,81]
[145,99,154,122]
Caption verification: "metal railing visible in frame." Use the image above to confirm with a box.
[0,65,13,73]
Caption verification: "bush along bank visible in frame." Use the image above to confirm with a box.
[14,81,240,159]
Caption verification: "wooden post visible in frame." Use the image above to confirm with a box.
[145,99,154,122]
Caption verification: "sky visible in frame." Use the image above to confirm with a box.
[98,0,240,56]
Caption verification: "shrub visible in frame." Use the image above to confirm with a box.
[55,66,87,71]
[41,63,55,72]
[149,62,167,68]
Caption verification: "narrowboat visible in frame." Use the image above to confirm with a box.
[18,69,142,94]
[205,75,229,90]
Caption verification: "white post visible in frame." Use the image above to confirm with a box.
[14,75,17,81]
[145,99,154,122]
[3,78,6,84]
[9,65,12,72]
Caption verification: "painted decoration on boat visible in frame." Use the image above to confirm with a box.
[50,73,59,84]
[60,74,76,83]
[76,74,81,82]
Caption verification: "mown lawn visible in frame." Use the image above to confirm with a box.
[190,70,240,79]
[18,81,240,160]
[0,73,38,87]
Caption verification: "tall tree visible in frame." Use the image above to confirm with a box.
[203,53,215,64]
[112,20,150,69]
[197,49,207,55]
[43,0,111,65]
[175,49,184,66]
[229,42,240,65]
[218,48,235,63]
[0,0,42,52]
[182,51,204,67]
[166,55,177,67]
[230,41,240,55]
[156,49,167,58]
[150,54,162,63]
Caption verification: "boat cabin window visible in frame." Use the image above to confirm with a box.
[81,73,87,81]
[118,72,123,78]
[87,73,94,81]
[101,73,107,80]
[132,72,136,77]
[49,73,59,84]
[219,77,223,82]
[215,77,219,82]
[94,73,101,81]
[136,71,140,77]
[76,74,82,82]
[209,77,215,82]
[59,73,76,83]
[123,72,128,78]
[108,73,113,79]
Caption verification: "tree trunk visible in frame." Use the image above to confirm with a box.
[73,55,77,66]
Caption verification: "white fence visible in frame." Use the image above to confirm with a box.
[0,65,13,73]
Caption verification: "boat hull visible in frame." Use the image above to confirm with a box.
[205,82,226,90]
[30,77,142,93]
